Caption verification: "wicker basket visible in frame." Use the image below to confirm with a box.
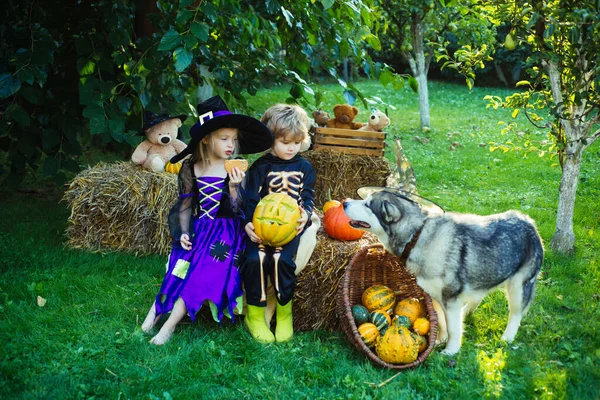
[336,244,438,369]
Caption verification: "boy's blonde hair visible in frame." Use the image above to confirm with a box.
[191,127,240,170]
[261,104,308,142]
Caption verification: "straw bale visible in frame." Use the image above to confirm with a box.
[293,228,379,332]
[63,162,177,256]
[303,150,391,207]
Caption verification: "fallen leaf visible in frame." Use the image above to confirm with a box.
[37,296,47,307]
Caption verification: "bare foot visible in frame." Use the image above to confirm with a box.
[149,326,175,345]
[141,307,159,333]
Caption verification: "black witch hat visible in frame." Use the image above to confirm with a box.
[170,96,273,163]
[138,112,187,135]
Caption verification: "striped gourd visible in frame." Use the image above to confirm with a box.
[351,304,370,326]
[357,322,380,348]
[370,310,391,331]
[362,285,396,312]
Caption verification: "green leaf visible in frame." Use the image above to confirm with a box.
[78,59,96,76]
[42,157,59,176]
[176,10,193,24]
[511,109,520,118]
[392,75,404,91]
[116,97,133,113]
[158,30,182,51]
[379,69,393,87]
[173,47,193,72]
[82,104,105,120]
[108,119,125,135]
[0,74,21,99]
[89,118,107,135]
[8,104,31,127]
[42,129,61,150]
[365,34,381,51]
[139,92,151,108]
[281,7,294,27]
[320,0,335,10]
[408,77,419,93]
[515,80,531,87]
[191,23,209,42]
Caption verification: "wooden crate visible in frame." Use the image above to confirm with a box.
[313,127,385,156]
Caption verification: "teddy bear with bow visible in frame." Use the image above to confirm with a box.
[326,104,364,130]
[131,112,187,172]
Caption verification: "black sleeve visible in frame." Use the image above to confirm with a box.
[242,159,265,224]
[300,160,316,217]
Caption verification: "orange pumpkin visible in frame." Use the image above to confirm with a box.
[252,193,301,247]
[394,298,426,324]
[323,202,364,241]
[165,161,182,174]
[322,189,341,214]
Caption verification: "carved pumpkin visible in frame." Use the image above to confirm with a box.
[323,202,364,241]
[165,161,182,174]
[252,193,301,247]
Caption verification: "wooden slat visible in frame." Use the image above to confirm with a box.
[312,144,383,156]
[315,127,385,140]
[314,136,384,149]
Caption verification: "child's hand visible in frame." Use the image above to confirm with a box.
[180,233,192,251]
[228,167,245,189]
[245,222,262,243]
[296,207,308,233]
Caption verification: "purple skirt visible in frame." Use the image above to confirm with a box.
[154,216,245,323]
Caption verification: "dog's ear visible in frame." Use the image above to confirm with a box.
[382,200,401,223]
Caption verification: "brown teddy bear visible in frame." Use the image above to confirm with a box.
[131,112,188,172]
[358,110,390,132]
[326,104,364,130]
[313,109,330,127]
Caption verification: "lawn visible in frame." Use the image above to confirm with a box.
[1,79,599,399]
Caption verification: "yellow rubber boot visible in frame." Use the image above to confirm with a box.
[275,301,293,343]
[245,305,275,344]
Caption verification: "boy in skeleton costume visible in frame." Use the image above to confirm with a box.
[242,104,316,343]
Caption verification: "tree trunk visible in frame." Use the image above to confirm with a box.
[409,17,430,129]
[550,149,582,254]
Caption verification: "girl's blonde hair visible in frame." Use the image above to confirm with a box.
[191,127,240,169]
[261,104,308,142]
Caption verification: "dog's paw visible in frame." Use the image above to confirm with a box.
[500,334,515,343]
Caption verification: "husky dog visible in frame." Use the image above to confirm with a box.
[344,189,543,355]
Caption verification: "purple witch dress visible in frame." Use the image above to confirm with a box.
[154,166,245,323]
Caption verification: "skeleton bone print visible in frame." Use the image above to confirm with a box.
[267,171,304,198]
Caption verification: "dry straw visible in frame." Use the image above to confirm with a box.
[303,149,391,207]
[63,162,177,256]
[293,227,379,331]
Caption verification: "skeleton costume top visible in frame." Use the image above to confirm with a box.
[241,152,316,307]
[243,152,316,225]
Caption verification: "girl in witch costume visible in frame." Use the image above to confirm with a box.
[242,104,316,344]
[141,96,272,345]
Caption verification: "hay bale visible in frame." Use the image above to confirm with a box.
[63,162,177,256]
[303,150,391,207]
[293,228,380,332]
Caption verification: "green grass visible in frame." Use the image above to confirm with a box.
[1,80,599,399]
